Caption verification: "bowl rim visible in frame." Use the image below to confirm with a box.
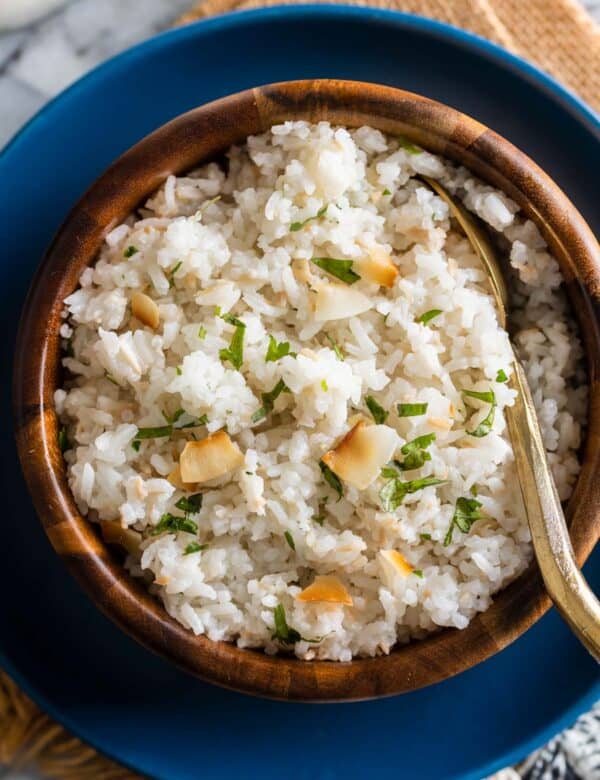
[12,78,600,701]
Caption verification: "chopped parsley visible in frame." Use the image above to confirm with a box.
[413,569,424,578]
[444,497,483,546]
[470,484,479,497]
[382,188,392,196]
[419,533,432,541]
[134,425,173,440]
[398,433,436,471]
[163,408,185,425]
[219,313,246,370]
[284,531,296,550]
[325,333,344,361]
[496,369,508,383]
[319,460,343,500]
[463,388,496,438]
[397,402,428,417]
[198,325,207,340]
[123,245,138,258]
[380,476,446,512]
[168,260,182,288]
[365,395,389,425]
[290,204,327,232]
[313,514,325,526]
[320,379,329,392]
[311,257,360,285]
[272,604,302,644]
[176,366,182,376]
[131,440,141,452]
[151,513,198,536]
[251,378,289,423]
[184,542,208,555]
[416,309,443,326]
[175,493,203,514]
[397,135,422,154]
[271,604,322,645]
[58,427,68,453]
[265,334,294,362]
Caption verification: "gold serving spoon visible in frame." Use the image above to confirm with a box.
[420,175,600,661]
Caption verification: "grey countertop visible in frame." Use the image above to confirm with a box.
[1,2,598,778]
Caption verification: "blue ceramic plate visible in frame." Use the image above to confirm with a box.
[2,7,599,779]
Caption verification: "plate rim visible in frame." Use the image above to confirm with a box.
[2,5,599,778]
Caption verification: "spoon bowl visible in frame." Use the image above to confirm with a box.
[12,79,600,700]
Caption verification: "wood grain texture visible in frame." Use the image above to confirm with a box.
[12,80,600,701]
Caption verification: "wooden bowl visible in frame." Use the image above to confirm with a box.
[13,80,600,701]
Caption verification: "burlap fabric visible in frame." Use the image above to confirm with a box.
[2,0,598,776]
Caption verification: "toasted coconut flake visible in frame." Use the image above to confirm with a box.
[321,421,398,490]
[355,246,398,288]
[297,575,353,606]
[131,291,160,329]
[100,521,142,556]
[379,549,414,579]
[167,464,198,491]
[312,283,372,322]
[180,430,244,484]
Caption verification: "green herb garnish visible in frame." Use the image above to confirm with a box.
[419,533,432,541]
[163,408,184,425]
[290,204,327,232]
[416,309,443,326]
[184,541,208,555]
[399,433,436,471]
[320,379,328,392]
[470,484,479,497]
[284,531,296,550]
[198,325,207,340]
[413,569,424,578]
[397,402,428,417]
[380,476,446,512]
[311,257,360,285]
[325,333,344,361]
[444,497,483,546]
[219,314,246,370]
[319,460,343,500]
[496,369,508,383]
[105,372,119,386]
[123,245,138,258]
[265,334,293,362]
[135,425,173,440]
[463,388,496,438]
[382,188,392,196]
[176,366,182,376]
[151,513,198,536]
[58,427,68,453]
[313,514,325,526]
[272,604,302,644]
[131,440,141,452]
[168,260,182,288]
[365,395,389,425]
[397,135,421,154]
[175,493,203,514]
[251,378,289,423]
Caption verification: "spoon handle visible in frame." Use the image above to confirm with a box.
[507,359,600,661]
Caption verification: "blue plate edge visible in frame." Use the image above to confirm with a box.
[2,6,599,779]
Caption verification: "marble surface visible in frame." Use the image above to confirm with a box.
[0,1,599,778]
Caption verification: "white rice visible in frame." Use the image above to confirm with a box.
[55,121,587,660]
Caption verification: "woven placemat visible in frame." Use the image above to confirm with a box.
[2,1,598,778]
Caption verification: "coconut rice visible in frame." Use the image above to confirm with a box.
[55,121,587,660]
